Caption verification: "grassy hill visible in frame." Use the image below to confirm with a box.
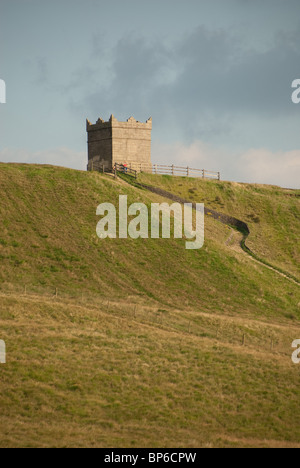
[0,163,300,447]
[137,173,300,279]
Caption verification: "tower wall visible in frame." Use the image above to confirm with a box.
[86,119,113,171]
[87,115,152,171]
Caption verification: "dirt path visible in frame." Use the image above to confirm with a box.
[225,229,300,285]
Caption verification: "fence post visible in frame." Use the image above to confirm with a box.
[172,164,174,176]
[155,164,157,175]
[187,166,189,177]
[218,172,220,181]
[203,169,205,179]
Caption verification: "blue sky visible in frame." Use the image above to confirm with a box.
[0,0,300,187]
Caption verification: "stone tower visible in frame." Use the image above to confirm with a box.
[86,115,152,171]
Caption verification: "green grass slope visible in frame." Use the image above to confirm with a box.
[137,173,300,279]
[0,163,300,448]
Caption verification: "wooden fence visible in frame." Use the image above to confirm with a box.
[89,161,220,180]
[114,163,137,179]
[124,163,220,180]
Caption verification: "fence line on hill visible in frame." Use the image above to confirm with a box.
[114,163,137,179]
[134,163,221,180]
[90,161,220,180]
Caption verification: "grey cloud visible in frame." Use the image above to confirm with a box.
[166,25,300,116]
[22,56,49,86]
[34,56,48,85]
[77,23,300,145]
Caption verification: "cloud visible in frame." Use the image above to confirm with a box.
[83,35,174,123]
[35,56,48,85]
[237,148,300,188]
[152,140,227,170]
[0,147,86,171]
[78,23,300,149]
[22,56,49,86]
[153,140,300,188]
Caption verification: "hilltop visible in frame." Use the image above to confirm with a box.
[0,163,299,448]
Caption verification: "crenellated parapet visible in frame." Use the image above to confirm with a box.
[87,115,152,131]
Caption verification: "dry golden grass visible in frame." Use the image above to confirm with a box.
[0,292,300,448]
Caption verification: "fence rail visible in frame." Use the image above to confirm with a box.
[115,163,137,179]
[125,163,220,180]
[89,160,220,180]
